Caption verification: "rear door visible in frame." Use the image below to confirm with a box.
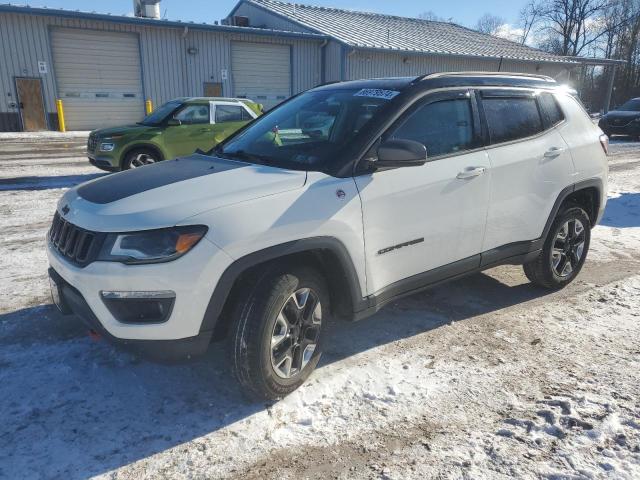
[479,90,575,253]
[211,102,256,145]
[355,90,491,295]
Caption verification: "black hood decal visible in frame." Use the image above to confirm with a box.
[77,155,246,204]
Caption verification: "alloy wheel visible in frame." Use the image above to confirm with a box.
[270,287,322,379]
[130,153,156,168]
[551,218,586,277]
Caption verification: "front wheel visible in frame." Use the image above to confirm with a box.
[524,205,591,289]
[122,148,159,170]
[229,266,328,401]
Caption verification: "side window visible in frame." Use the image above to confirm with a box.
[174,104,210,124]
[482,96,543,144]
[215,105,245,123]
[538,92,565,128]
[390,98,476,157]
[241,108,254,121]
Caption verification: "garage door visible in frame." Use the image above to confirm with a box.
[231,42,291,110]
[51,28,145,130]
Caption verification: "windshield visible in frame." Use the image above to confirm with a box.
[139,100,182,126]
[618,99,640,112]
[216,88,397,170]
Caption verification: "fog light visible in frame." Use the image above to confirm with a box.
[101,290,175,324]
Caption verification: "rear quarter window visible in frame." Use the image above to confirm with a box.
[482,95,544,144]
[538,92,565,128]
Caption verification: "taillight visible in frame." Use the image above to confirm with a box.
[599,134,609,155]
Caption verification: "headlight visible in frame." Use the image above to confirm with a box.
[100,142,115,151]
[97,225,208,264]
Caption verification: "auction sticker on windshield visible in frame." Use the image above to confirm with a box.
[354,89,400,100]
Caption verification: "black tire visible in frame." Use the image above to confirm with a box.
[524,205,591,289]
[122,148,160,170]
[230,265,329,401]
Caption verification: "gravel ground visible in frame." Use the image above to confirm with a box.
[0,134,638,479]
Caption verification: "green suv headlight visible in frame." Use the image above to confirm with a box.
[97,225,208,264]
[100,142,115,151]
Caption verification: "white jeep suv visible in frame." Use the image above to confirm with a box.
[47,73,609,400]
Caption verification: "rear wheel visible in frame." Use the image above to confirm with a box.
[122,148,159,170]
[229,266,328,401]
[524,205,591,289]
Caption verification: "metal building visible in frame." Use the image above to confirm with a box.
[0,4,325,131]
[229,0,580,81]
[0,0,607,132]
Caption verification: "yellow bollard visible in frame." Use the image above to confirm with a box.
[145,99,153,115]
[56,99,66,133]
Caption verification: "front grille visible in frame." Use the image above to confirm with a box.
[87,134,98,153]
[48,212,103,266]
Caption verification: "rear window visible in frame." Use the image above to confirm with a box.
[482,96,544,144]
[538,92,565,128]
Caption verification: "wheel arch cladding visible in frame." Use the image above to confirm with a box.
[562,186,601,227]
[542,179,603,241]
[202,237,366,341]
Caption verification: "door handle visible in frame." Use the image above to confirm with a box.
[543,147,564,158]
[456,167,486,179]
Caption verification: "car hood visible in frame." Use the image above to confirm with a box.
[59,154,307,232]
[92,124,151,137]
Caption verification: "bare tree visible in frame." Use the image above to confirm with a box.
[536,0,612,56]
[519,0,542,44]
[475,13,505,35]
[418,11,453,22]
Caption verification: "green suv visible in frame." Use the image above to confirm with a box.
[87,97,261,171]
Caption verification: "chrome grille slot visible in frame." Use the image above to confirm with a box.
[87,134,98,153]
[48,212,103,267]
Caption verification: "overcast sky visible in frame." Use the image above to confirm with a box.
[27,0,525,29]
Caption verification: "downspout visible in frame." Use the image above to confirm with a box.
[181,26,189,96]
[497,56,503,72]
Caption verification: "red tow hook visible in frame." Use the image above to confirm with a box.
[88,329,102,341]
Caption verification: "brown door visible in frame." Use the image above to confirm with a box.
[204,82,223,97]
[15,78,47,131]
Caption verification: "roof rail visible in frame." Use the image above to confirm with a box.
[412,71,556,84]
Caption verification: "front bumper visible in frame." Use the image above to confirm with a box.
[88,153,120,171]
[47,234,234,357]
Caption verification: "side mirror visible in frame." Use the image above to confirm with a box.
[167,118,182,126]
[375,139,427,168]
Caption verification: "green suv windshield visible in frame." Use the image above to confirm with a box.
[216,89,394,170]
[139,100,182,126]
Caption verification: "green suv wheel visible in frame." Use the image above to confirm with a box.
[123,149,160,170]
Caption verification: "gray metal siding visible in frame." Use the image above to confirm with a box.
[324,40,342,82]
[346,50,573,81]
[0,10,323,130]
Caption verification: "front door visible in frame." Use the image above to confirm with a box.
[162,103,215,158]
[15,78,47,131]
[355,90,491,296]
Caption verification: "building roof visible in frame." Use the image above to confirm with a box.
[0,3,327,41]
[242,0,577,64]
